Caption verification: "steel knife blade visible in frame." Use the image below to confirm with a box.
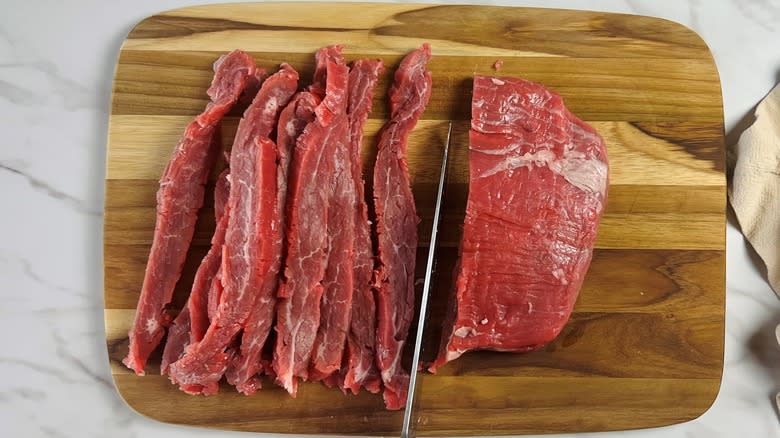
[401,122,453,438]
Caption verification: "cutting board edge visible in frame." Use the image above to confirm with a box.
[119,2,718,61]
[140,2,712,47]
[105,359,724,437]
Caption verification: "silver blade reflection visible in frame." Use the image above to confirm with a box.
[401,122,453,438]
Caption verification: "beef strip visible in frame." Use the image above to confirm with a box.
[206,154,233,325]
[309,50,372,383]
[239,69,269,106]
[273,46,349,396]
[206,268,223,323]
[340,59,384,394]
[190,169,231,343]
[276,92,321,215]
[308,115,354,382]
[373,44,432,410]
[429,75,608,372]
[226,90,320,395]
[160,306,190,377]
[161,168,231,375]
[123,50,257,376]
[167,64,299,394]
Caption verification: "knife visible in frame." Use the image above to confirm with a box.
[401,122,453,438]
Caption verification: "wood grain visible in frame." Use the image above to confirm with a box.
[113,52,722,121]
[103,3,725,436]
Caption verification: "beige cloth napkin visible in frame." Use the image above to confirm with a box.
[729,82,780,296]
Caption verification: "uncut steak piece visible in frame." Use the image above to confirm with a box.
[167,64,299,394]
[373,44,432,410]
[273,46,349,396]
[339,59,385,395]
[162,168,231,375]
[429,75,608,372]
[123,50,257,376]
[225,90,320,395]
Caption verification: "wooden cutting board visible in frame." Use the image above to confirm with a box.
[103,3,725,436]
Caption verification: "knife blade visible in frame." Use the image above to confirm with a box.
[401,122,453,438]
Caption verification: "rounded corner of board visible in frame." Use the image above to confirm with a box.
[121,2,213,43]
[658,377,726,430]
[633,14,718,64]
[120,12,163,46]
[109,374,153,421]
[693,375,726,422]
[110,373,188,429]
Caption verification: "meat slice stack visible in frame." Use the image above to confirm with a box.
[273,46,349,396]
[124,45,433,410]
[123,50,257,376]
[223,71,314,396]
[167,64,299,394]
[372,44,433,410]
[430,76,609,372]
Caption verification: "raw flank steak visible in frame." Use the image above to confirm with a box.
[429,75,608,372]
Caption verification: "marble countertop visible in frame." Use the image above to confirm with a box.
[2,0,779,437]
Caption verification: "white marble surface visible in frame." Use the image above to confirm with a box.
[1,0,779,437]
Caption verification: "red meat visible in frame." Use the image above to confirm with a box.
[123,50,257,376]
[167,64,299,394]
[161,169,231,375]
[429,75,608,372]
[309,56,379,383]
[373,44,433,410]
[226,91,319,395]
[340,59,384,394]
[273,46,349,396]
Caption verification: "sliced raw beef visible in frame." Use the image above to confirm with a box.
[341,59,384,394]
[190,169,231,342]
[276,92,321,210]
[207,165,230,324]
[373,44,432,410]
[309,113,354,382]
[168,64,299,394]
[239,69,269,105]
[162,169,231,374]
[429,76,608,372]
[226,90,319,395]
[273,46,349,396]
[206,268,223,322]
[123,50,257,376]
[160,306,190,375]
[309,51,377,383]
[308,47,332,99]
